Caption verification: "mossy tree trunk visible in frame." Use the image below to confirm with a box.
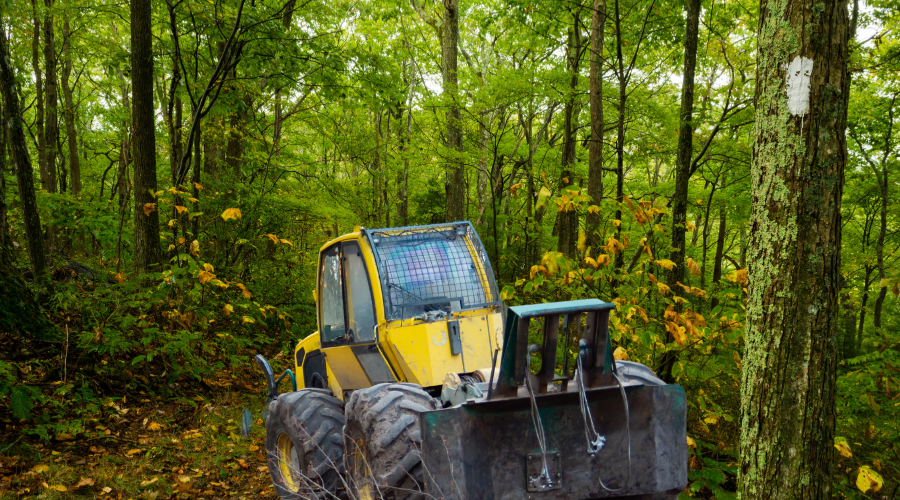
[738,0,849,496]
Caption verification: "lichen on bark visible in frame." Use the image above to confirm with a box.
[738,0,849,496]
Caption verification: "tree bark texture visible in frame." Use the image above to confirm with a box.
[131,0,162,274]
[738,0,849,496]
[442,0,464,223]
[0,26,48,282]
[586,0,605,251]
[61,18,81,194]
[558,14,582,259]
[43,0,59,193]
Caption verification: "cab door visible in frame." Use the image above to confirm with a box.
[319,240,397,390]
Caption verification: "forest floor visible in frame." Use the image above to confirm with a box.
[0,363,278,499]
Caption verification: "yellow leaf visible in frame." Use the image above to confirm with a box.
[577,230,586,253]
[248,444,259,452]
[279,239,293,246]
[266,234,279,244]
[203,263,214,272]
[873,459,881,471]
[704,415,719,425]
[857,465,883,493]
[48,485,67,492]
[190,240,200,256]
[656,282,671,295]
[143,203,157,216]
[655,259,676,271]
[686,436,697,450]
[613,346,629,361]
[168,219,177,228]
[611,219,622,227]
[194,182,204,190]
[147,422,163,431]
[686,258,701,277]
[221,208,242,221]
[685,220,696,231]
[55,433,75,441]
[140,477,158,487]
[727,268,748,286]
[236,283,252,299]
[509,182,522,197]
[878,278,890,288]
[114,272,126,283]
[187,197,199,203]
[32,464,49,473]
[242,316,256,324]
[125,448,142,456]
[834,440,852,459]
[535,186,552,210]
[223,304,234,316]
[175,205,188,215]
[168,244,175,252]
[197,271,215,285]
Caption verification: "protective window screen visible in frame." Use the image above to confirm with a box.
[368,224,499,320]
[343,242,376,342]
[319,245,345,342]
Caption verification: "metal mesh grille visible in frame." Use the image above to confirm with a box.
[367,223,499,320]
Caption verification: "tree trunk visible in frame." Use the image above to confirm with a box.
[667,0,701,290]
[131,0,161,274]
[857,265,872,349]
[658,0,701,382]
[43,0,59,193]
[0,94,46,334]
[0,27,48,283]
[442,0,464,222]
[31,0,48,192]
[586,0,605,250]
[61,18,80,195]
[558,14,582,259]
[738,0,849,495]
[612,0,626,283]
[872,101,892,331]
[710,207,727,309]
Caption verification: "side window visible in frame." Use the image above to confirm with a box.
[319,245,345,342]
[343,242,376,342]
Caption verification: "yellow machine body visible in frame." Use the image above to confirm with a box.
[293,223,503,400]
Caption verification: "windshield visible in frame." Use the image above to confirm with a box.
[366,223,499,320]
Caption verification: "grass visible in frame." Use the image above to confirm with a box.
[0,365,278,499]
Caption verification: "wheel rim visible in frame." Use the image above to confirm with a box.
[276,433,301,492]
[348,436,375,500]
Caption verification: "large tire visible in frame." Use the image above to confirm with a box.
[343,383,439,500]
[265,389,346,499]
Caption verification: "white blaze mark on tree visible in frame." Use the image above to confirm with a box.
[784,56,814,130]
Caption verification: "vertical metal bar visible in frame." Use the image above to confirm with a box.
[592,309,610,374]
[513,317,530,384]
[539,314,559,392]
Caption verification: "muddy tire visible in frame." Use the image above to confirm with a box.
[265,389,345,499]
[343,383,439,500]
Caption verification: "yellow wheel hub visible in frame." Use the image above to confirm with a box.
[276,433,301,492]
